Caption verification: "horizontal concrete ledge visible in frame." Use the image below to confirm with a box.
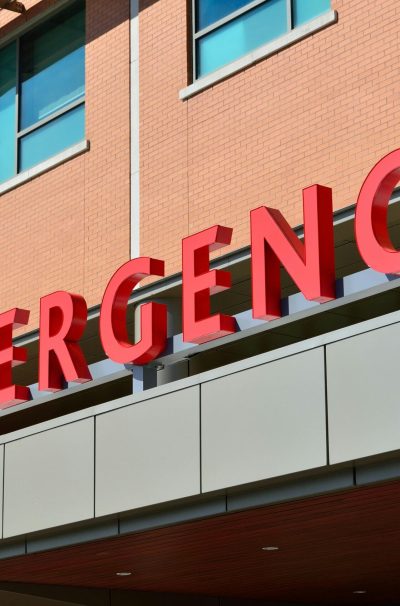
[227,467,355,512]
[180,10,338,100]
[0,140,90,197]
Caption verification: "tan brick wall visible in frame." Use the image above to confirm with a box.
[1,0,400,331]
[139,0,400,273]
[0,0,131,332]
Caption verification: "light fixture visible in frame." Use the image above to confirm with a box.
[116,572,132,577]
[262,546,279,551]
[353,591,367,595]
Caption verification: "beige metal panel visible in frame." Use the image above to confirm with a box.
[95,386,200,517]
[3,419,94,538]
[327,322,400,464]
[202,348,327,492]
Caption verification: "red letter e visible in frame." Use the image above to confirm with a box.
[0,308,30,408]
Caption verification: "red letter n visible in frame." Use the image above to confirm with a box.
[251,185,335,320]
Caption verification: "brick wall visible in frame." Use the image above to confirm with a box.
[1,0,400,329]
[139,0,400,272]
[0,0,131,331]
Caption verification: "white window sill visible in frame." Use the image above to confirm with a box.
[180,10,338,100]
[0,140,90,196]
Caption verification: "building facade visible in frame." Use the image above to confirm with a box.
[0,0,399,604]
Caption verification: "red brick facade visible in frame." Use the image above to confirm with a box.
[140,0,400,269]
[0,0,130,331]
[1,0,399,329]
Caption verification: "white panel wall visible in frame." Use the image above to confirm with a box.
[3,419,94,538]
[2,314,400,539]
[201,348,327,492]
[95,387,200,517]
[327,322,400,464]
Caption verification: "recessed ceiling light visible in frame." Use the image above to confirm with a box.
[116,572,132,577]
[262,546,279,551]
[353,591,367,594]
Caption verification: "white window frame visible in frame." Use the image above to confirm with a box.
[0,0,85,181]
[181,0,337,100]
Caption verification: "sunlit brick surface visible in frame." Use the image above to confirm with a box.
[1,0,400,328]
[139,0,400,272]
[0,0,130,331]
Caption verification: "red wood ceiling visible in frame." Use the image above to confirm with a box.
[0,482,399,605]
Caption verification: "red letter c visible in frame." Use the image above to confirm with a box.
[355,149,400,274]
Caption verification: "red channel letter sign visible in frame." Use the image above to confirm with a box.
[1,150,400,409]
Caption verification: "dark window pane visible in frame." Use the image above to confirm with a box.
[0,42,16,183]
[20,0,85,130]
[197,0,287,77]
[293,0,331,27]
[196,0,254,31]
[19,104,85,172]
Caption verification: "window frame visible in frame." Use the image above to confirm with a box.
[0,0,85,180]
[192,0,325,80]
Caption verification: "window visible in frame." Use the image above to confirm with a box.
[193,0,331,79]
[0,0,85,185]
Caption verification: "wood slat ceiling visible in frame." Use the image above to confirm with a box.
[0,482,399,605]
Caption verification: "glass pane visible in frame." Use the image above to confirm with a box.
[19,103,85,172]
[196,0,253,31]
[20,0,85,130]
[197,0,287,77]
[293,0,331,27]
[0,42,16,184]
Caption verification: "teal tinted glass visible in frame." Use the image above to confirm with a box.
[0,42,16,184]
[20,0,85,130]
[293,0,331,27]
[19,104,84,172]
[197,0,287,77]
[196,0,253,31]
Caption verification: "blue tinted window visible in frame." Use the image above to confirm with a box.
[0,1,85,183]
[197,0,287,77]
[196,0,253,31]
[293,0,331,27]
[20,0,85,130]
[194,0,331,80]
[19,104,85,172]
[0,42,16,184]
